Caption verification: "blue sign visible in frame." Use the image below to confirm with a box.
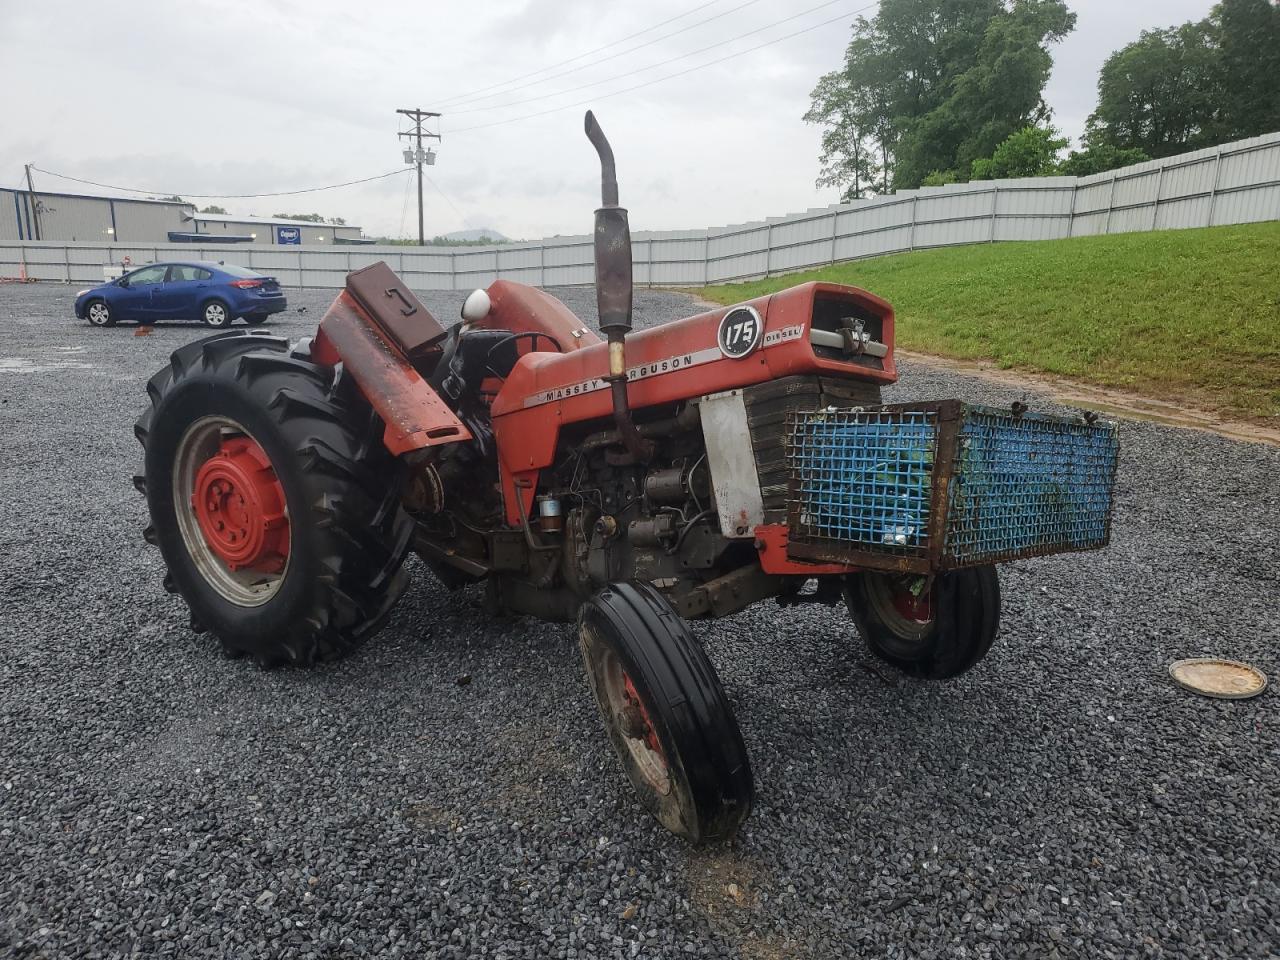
[276,226,301,245]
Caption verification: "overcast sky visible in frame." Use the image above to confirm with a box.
[1,0,1214,240]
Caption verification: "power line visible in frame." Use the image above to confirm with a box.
[435,0,725,107]
[439,0,763,110]
[26,165,411,199]
[397,166,414,238]
[425,175,466,223]
[450,0,849,116]
[450,2,875,135]
[25,4,872,214]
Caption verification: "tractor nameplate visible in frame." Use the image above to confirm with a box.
[717,306,763,359]
[520,324,805,409]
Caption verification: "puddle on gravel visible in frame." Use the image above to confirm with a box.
[0,357,94,374]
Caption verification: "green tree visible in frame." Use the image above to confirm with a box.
[1217,0,1280,138]
[804,70,881,198]
[364,235,513,246]
[327,216,347,226]
[970,125,1068,179]
[807,0,1075,192]
[1056,143,1150,176]
[426,235,510,246]
[1085,19,1223,158]
[198,204,228,214]
[272,212,327,223]
[921,169,962,186]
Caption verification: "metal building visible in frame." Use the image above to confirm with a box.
[0,189,193,243]
[185,213,367,245]
[0,188,366,246]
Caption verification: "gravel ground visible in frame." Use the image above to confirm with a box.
[1,281,1277,960]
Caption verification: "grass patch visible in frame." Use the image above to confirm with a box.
[692,222,1280,421]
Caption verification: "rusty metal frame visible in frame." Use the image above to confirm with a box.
[784,400,950,574]
[783,399,1117,573]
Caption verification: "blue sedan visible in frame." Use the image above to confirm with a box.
[75,261,287,328]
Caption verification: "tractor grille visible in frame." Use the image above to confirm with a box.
[784,401,1119,572]
[742,375,882,523]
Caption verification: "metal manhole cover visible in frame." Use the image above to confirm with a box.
[1169,658,1268,700]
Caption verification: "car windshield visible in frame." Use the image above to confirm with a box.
[217,264,261,279]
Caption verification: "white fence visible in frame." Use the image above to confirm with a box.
[3,132,1277,291]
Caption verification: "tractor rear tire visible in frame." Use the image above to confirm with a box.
[578,581,753,844]
[844,567,1000,679]
[135,331,414,666]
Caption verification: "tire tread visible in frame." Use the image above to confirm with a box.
[580,582,753,843]
[135,334,412,665]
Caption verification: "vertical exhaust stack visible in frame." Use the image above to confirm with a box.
[584,110,653,462]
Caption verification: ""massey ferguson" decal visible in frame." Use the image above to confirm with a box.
[522,323,804,408]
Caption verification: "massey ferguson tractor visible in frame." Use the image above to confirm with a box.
[135,113,1119,843]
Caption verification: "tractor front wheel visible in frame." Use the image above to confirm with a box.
[579,582,753,844]
[844,567,1000,679]
[135,331,414,665]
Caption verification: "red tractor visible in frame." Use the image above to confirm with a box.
[136,113,1119,843]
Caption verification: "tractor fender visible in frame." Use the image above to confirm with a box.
[476,280,600,351]
[310,290,471,456]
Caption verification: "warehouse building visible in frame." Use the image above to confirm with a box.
[185,213,368,245]
[1,188,192,243]
[1,188,365,245]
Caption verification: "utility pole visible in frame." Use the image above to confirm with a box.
[396,108,440,246]
[23,163,42,241]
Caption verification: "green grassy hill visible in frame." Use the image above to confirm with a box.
[694,222,1280,421]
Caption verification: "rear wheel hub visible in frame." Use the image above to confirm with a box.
[191,437,288,573]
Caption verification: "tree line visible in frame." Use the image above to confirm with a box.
[806,0,1280,197]
[173,203,347,225]
[365,235,513,247]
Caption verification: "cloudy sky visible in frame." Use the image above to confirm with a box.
[2,0,1213,240]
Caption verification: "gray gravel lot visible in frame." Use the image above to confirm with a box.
[1,281,1278,960]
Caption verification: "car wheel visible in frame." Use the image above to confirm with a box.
[202,301,233,327]
[86,300,115,327]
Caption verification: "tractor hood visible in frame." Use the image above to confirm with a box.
[489,280,897,476]
[490,281,896,419]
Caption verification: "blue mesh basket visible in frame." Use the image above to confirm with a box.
[785,401,1119,571]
